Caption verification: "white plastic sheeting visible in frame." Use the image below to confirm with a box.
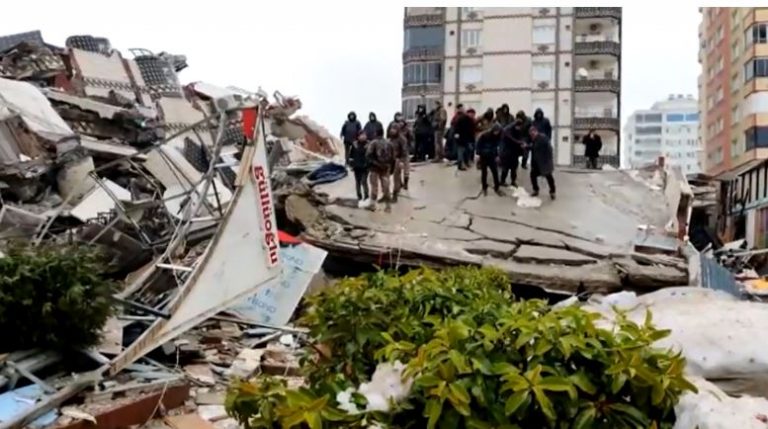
[0,77,75,142]
[675,377,768,429]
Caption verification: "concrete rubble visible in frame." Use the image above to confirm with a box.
[280,162,693,295]
[0,30,329,428]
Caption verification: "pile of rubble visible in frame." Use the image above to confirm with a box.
[0,30,336,428]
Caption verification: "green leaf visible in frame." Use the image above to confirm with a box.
[304,411,322,429]
[533,387,557,420]
[425,398,443,429]
[448,349,471,374]
[449,382,471,405]
[608,403,650,426]
[417,374,443,388]
[539,377,577,400]
[573,407,597,429]
[569,371,598,395]
[504,390,530,416]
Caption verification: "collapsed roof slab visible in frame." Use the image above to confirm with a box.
[286,164,689,295]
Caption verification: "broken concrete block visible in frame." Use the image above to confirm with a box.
[165,413,216,429]
[197,405,228,422]
[184,363,215,385]
[226,348,264,379]
[513,245,597,266]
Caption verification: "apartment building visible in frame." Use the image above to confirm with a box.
[402,7,622,167]
[700,8,768,245]
[623,95,701,173]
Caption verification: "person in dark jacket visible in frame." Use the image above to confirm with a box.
[500,118,526,187]
[388,112,412,154]
[475,124,504,196]
[532,108,552,139]
[413,104,434,162]
[528,126,556,200]
[453,106,476,171]
[348,131,370,204]
[363,112,384,142]
[429,100,447,162]
[496,104,514,127]
[582,129,603,169]
[340,111,362,165]
[516,110,532,169]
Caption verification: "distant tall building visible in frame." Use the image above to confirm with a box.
[623,95,701,173]
[402,7,623,167]
[699,7,768,176]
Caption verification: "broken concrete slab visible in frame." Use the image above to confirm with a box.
[165,414,216,429]
[287,163,689,294]
[513,245,597,266]
[226,348,264,379]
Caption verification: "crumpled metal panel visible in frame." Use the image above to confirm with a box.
[0,31,44,53]
[109,113,280,374]
[700,255,742,298]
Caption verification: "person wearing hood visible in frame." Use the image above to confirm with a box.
[387,112,413,152]
[496,104,514,127]
[500,117,526,187]
[413,104,434,162]
[363,112,384,142]
[532,108,552,140]
[340,112,362,165]
[475,124,504,196]
[528,126,556,200]
[516,110,532,169]
[453,105,476,171]
[392,117,412,201]
[582,129,603,169]
[429,100,447,162]
[348,131,370,205]
[366,127,395,212]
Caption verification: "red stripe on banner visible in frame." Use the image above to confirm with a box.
[242,107,258,140]
[278,230,302,245]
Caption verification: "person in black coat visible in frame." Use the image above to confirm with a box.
[532,108,552,139]
[363,112,384,142]
[413,105,434,162]
[528,126,556,200]
[500,118,526,187]
[475,124,504,196]
[515,110,532,169]
[453,106,476,171]
[348,131,370,202]
[582,129,603,169]
[340,112,362,165]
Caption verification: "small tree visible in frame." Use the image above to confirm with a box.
[227,267,696,429]
[0,243,116,352]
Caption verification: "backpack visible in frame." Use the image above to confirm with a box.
[371,139,394,169]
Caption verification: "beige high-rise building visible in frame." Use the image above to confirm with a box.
[402,7,622,167]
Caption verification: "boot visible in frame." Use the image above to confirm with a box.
[495,187,505,197]
[550,192,556,200]
[404,177,409,190]
[482,188,488,196]
[531,191,539,197]
[391,192,398,203]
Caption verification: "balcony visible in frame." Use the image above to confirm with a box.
[574,7,621,20]
[574,78,620,93]
[404,12,443,27]
[574,41,621,57]
[572,154,620,168]
[401,83,441,97]
[403,47,443,62]
[574,109,620,131]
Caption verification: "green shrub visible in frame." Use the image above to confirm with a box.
[0,243,116,352]
[227,267,696,429]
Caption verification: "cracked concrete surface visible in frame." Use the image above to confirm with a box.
[284,163,687,294]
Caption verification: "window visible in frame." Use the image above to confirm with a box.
[532,59,554,83]
[746,126,768,151]
[403,62,442,85]
[459,65,482,85]
[746,23,768,45]
[715,86,724,103]
[666,113,685,122]
[685,113,699,121]
[462,7,476,16]
[461,29,482,49]
[404,26,444,50]
[635,126,662,136]
[532,22,556,45]
[745,57,768,81]
[643,113,662,123]
[715,26,724,43]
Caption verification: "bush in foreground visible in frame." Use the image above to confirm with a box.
[0,243,116,352]
[227,266,696,429]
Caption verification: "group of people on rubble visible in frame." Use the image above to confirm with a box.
[340,101,603,211]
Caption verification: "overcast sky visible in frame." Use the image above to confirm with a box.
[5,2,699,136]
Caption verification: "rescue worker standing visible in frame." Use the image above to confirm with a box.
[532,108,552,139]
[528,126,556,200]
[340,112,362,165]
[363,112,383,142]
[430,100,447,162]
[365,128,395,212]
[475,124,504,196]
[392,119,411,201]
[453,106,475,171]
[500,117,526,188]
[413,105,434,162]
[348,131,370,205]
[582,129,603,169]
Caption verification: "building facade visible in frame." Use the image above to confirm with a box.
[700,7,768,176]
[402,7,622,167]
[623,95,701,173]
